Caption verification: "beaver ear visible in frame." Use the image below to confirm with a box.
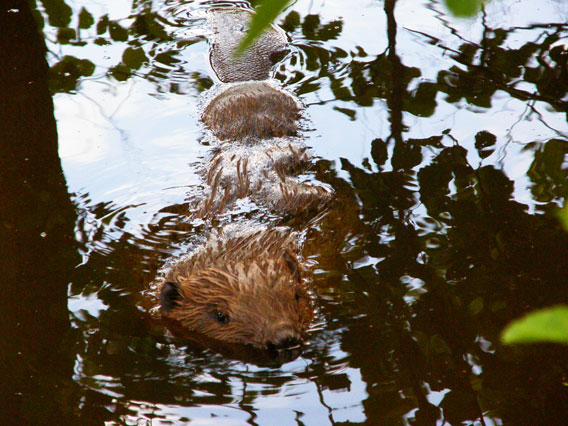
[160,281,183,313]
[282,251,301,282]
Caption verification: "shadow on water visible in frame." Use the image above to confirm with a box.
[2,0,568,424]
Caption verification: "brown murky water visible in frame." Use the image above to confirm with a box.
[2,0,568,424]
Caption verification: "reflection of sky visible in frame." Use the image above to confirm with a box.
[54,20,208,233]
[295,0,568,199]
[46,0,568,424]
[56,77,202,215]
[54,0,568,220]
[120,348,367,425]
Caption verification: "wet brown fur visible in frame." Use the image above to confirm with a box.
[202,82,300,141]
[196,141,332,219]
[163,229,314,348]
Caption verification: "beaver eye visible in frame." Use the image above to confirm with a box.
[215,311,229,324]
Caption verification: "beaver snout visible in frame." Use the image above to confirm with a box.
[265,322,303,351]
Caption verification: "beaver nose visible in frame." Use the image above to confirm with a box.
[266,324,302,350]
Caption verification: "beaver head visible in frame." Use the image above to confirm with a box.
[160,240,314,351]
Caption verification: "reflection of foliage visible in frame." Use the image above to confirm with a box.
[49,55,95,92]
[36,0,207,93]
[528,139,568,206]
[281,11,343,42]
[32,0,568,423]
[279,9,568,128]
[293,3,568,420]
[314,127,568,423]
[277,10,425,118]
[437,30,568,111]
[41,0,72,27]
[248,0,488,53]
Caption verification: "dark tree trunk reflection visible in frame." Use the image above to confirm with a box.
[0,1,79,423]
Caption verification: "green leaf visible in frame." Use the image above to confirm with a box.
[237,0,291,55]
[444,0,486,17]
[501,306,568,345]
[558,201,568,232]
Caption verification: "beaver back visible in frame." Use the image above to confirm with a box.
[202,81,300,141]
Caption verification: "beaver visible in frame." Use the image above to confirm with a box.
[206,7,289,84]
[202,81,300,141]
[160,225,314,350]
[159,7,330,352]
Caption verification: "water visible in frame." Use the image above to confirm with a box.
[1,0,568,424]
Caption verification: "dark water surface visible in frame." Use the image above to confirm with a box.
[2,0,568,424]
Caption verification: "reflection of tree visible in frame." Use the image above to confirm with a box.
[303,1,568,424]
[319,85,568,426]
[528,139,568,208]
[437,27,568,113]
[0,1,79,423]
[279,1,568,137]
[36,0,211,94]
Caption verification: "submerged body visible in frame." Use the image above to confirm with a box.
[202,81,300,141]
